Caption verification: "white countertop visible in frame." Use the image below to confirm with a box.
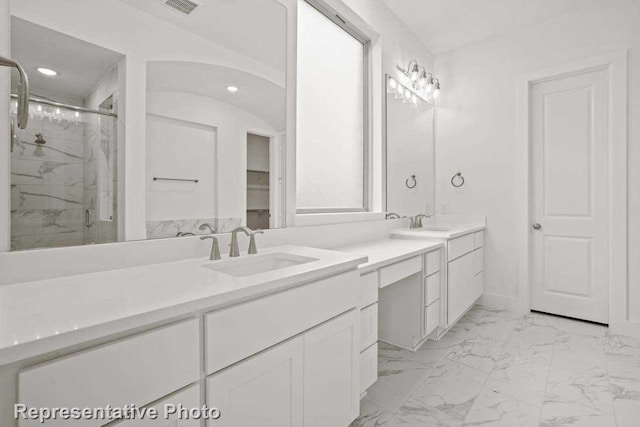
[0,245,366,366]
[390,223,486,240]
[336,239,443,274]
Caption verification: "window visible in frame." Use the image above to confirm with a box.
[296,0,368,213]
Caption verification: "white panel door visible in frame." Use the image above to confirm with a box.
[530,67,609,323]
[206,337,304,427]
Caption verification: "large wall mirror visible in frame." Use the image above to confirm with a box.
[7,0,287,251]
[385,74,435,217]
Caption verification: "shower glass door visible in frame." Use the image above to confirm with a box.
[10,98,118,251]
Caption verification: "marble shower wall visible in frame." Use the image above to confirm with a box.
[11,116,86,250]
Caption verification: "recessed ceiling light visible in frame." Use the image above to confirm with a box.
[36,67,58,76]
[226,86,239,93]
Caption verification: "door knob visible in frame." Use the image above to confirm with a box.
[532,223,542,230]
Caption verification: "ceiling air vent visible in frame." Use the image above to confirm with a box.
[164,0,199,15]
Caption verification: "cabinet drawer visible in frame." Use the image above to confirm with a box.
[113,385,201,427]
[424,272,440,306]
[360,303,378,350]
[379,256,422,288]
[474,231,484,249]
[448,234,475,260]
[206,270,358,374]
[360,343,378,393]
[19,319,200,427]
[424,249,441,276]
[360,271,379,308]
[474,247,484,275]
[424,303,439,337]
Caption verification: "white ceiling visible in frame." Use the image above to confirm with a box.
[11,17,124,101]
[380,0,610,53]
[118,0,286,72]
[147,61,285,130]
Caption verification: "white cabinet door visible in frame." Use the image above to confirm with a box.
[113,385,200,427]
[206,337,304,427]
[303,310,359,427]
[447,253,476,325]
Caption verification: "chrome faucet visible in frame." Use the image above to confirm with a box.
[200,236,221,261]
[229,226,264,257]
[176,231,195,237]
[410,214,432,229]
[199,223,215,234]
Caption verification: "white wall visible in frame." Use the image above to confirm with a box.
[433,0,640,321]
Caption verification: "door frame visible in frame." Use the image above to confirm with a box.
[244,129,284,229]
[515,50,629,331]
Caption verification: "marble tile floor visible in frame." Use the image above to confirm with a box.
[351,305,640,427]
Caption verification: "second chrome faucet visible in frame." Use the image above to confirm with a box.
[229,226,263,257]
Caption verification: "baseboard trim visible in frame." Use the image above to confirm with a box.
[610,319,640,338]
[478,293,523,313]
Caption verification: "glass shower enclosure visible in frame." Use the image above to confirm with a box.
[10,96,118,251]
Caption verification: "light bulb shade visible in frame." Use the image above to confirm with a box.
[417,71,428,89]
[387,77,398,93]
[409,63,420,82]
[432,88,440,99]
[425,76,435,93]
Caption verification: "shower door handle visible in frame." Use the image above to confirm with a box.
[0,56,30,129]
[85,209,95,228]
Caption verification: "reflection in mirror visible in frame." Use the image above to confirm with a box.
[7,0,287,250]
[9,17,125,251]
[385,75,435,217]
[134,0,287,239]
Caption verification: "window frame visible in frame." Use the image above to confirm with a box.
[296,0,371,215]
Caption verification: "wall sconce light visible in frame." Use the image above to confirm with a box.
[397,60,441,100]
[387,76,423,107]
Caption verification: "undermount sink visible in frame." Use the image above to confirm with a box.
[202,252,318,277]
[418,225,458,232]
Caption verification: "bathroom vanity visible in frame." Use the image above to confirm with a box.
[338,239,444,363]
[0,246,367,427]
[391,218,486,330]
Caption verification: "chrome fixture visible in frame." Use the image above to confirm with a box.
[229,226,263,257]
[176,231,195,237]
[10,93,117,118]
[405,174,417,189]
[153,177,199,183]
[410,214,432,229]
[451,172,464,188]
[85,209,94,229]
[201,235,221,260]
[1,56,30,129]
[199,223,215,234]
[393,60,441,102]
[385,212,401,219]
[532,223,542,230]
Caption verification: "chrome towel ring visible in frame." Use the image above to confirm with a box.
[406,175,417,189]
[451,172,465,188]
